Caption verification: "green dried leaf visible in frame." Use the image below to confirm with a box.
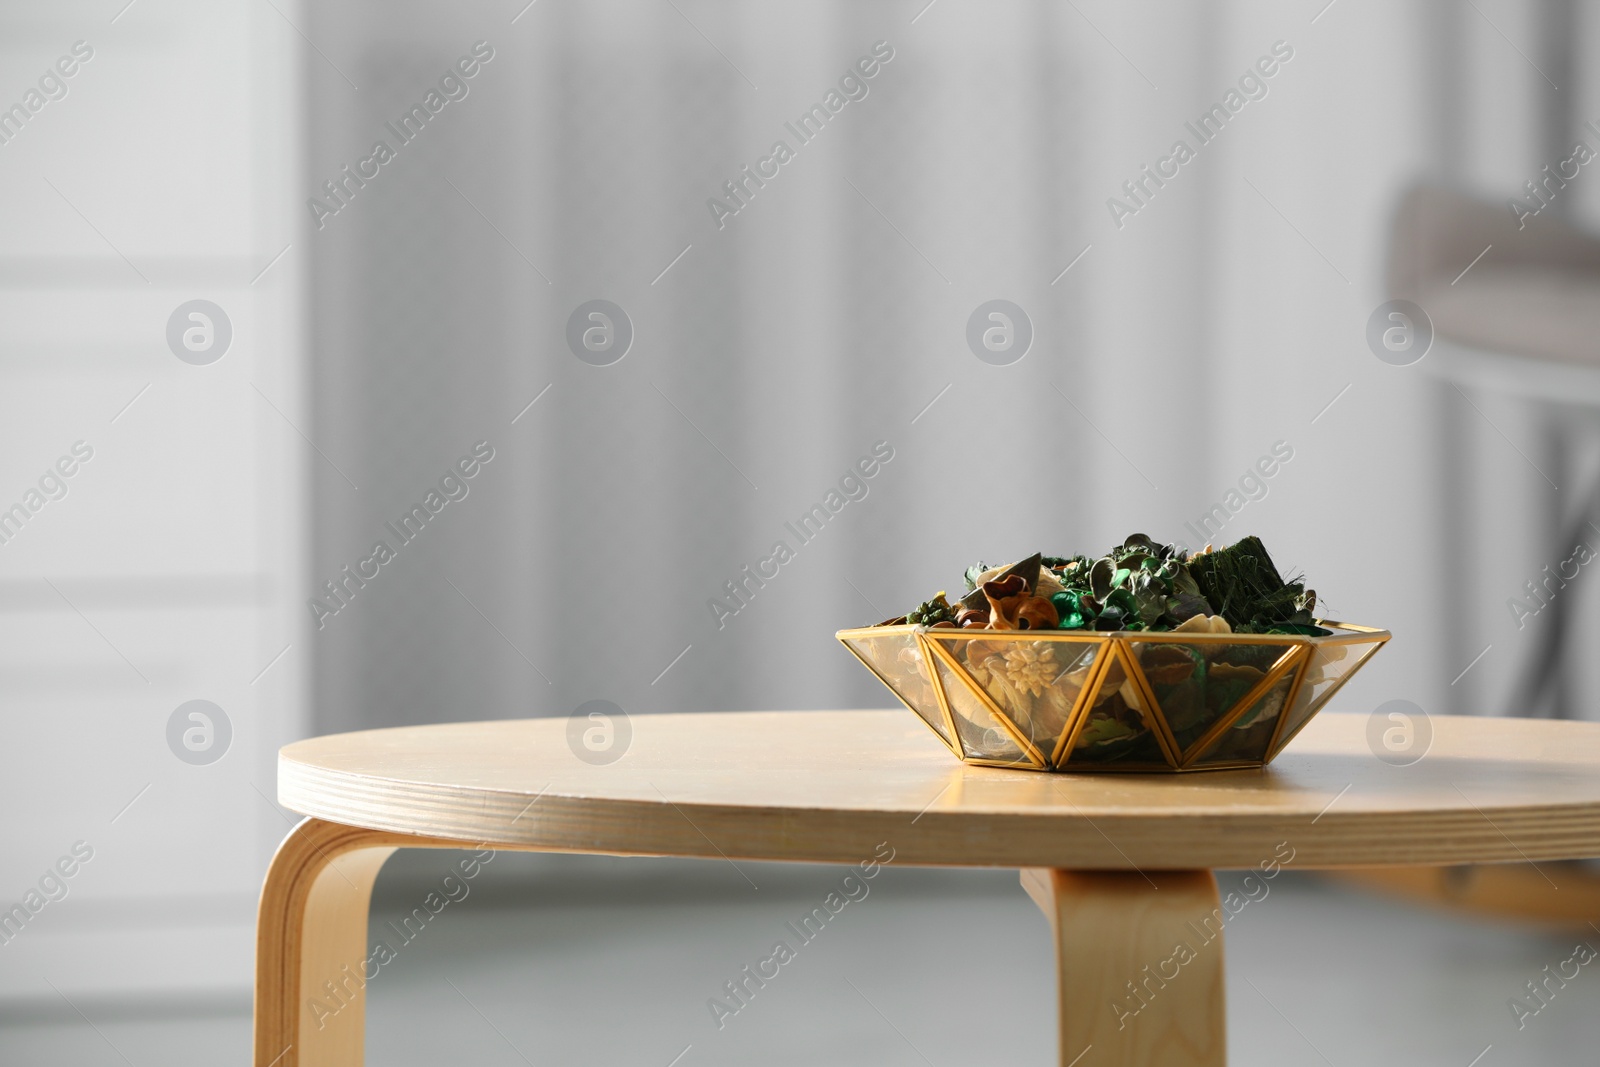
[1079,716,1139,745]
[1089,558,1115,599]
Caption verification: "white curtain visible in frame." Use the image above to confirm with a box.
[305,0,1598,733]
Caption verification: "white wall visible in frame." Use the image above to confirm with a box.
[0,0,306,1005]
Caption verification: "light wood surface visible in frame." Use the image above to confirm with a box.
[279,710,1600,869]
[262,710,1600,1066]
[1330,861,1600,926]
[1024,869,1225,1067]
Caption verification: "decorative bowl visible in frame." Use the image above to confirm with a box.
[837,622,1389,772]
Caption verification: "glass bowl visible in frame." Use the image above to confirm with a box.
[837,622,1389,771]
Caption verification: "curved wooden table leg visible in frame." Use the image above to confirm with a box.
[255,818,467,1067]
[1023,869,1225,1067]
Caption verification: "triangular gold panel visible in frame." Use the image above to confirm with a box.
[1270,638,1387,757]
[840,630,953,748]
[1060,641,1174,769]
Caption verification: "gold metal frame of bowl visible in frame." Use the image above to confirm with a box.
[837,621,1390,772]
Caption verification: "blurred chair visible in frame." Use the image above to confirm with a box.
[1353,185,1600,924]
[1390,183,1600,722]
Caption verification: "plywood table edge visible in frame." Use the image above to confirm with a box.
[278,762,1600,870]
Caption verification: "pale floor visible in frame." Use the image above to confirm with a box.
[2,853,1597,1065]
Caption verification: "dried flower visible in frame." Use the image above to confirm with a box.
[907,592,954,626]
[981,575,1060,631]
[996,640,1058,696]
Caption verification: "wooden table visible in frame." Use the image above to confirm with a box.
[257,710,1600,1066]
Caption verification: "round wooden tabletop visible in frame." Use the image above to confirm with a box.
[278,710,1600,870]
